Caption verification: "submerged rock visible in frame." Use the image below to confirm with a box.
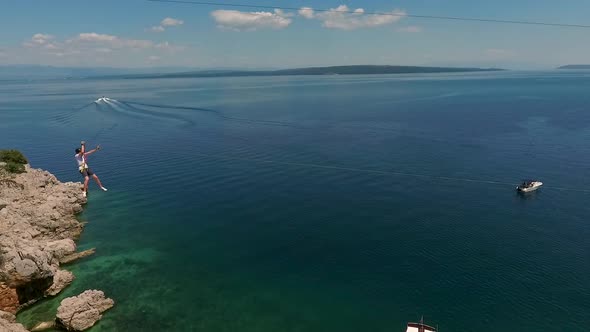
[59,248,96,265]
[31,320,56,331]
[56,290,114,331]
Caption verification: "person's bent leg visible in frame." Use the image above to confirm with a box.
[83,176,89,196]
[92,174,107,191]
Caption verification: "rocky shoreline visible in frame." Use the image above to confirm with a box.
[0,163,113,331]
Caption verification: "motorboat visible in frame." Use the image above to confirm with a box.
[516,180,543,193]
[406,318,437,332]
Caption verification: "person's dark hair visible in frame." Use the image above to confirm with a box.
[75,148,81,154]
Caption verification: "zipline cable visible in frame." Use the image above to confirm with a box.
[146,0,590,29]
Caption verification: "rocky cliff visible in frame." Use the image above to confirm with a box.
[0,164,87,330]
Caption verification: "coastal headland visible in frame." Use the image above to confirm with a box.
[0,151,112,331]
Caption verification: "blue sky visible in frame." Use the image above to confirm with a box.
[1,0,589,69]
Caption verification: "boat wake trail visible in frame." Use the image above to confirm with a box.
[120,100,302,129]
[53,98,299,130]
[52,101,97,125]
[92,98,197,127]
[120,100,218,115]
[115,101,196,127]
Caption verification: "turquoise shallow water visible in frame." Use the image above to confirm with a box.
[2,71,590,331]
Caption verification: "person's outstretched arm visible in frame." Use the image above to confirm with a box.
[80,141,86,154]
[84,145,101,156]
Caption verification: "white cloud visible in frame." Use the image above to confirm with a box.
[31,33,54,44]
[123,39,155,49]
[23,33,55,48]
[298,7,314,19]
[397,26,422,33]
[211,9,292,31]
[161,17,184,27]
[76,32,118,43]
[4,32,197,66]
[303,5,406,30]
[148,55,161,62]
[67,32,180,51]
[70,33,155,49]
[273,9,294,18]
[156,41,171,49]
[150,17,184,32]
[17,32,184,64]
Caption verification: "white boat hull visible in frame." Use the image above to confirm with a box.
[517,181,543,192]
[406,323,437,332]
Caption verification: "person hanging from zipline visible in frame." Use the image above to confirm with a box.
[75,140,107,197]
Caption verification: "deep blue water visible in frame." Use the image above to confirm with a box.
[2,71,590,331]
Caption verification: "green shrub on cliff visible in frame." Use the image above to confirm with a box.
[0,149,27,173]
[4,161,25,173]
[0,150,28,164]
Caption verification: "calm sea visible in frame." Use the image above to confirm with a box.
[2,71,589,331]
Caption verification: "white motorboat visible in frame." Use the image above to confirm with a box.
[406,318,437,332]
[516,180,543,193]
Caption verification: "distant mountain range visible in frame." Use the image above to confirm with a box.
[557,65,590,70]
[0,65,202,79]
[96,65,503,80]
[0,64,503,80]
